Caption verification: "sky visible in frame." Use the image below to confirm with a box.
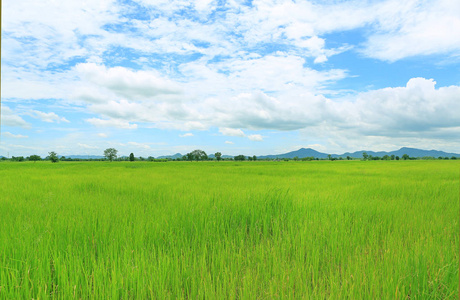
[2,0,460,157]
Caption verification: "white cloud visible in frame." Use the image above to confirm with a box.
[351,78,460,133]
[219,127,264,142]
[75,63,182,101]
[247,134,263,142]
[127,142,151,149]
[361,0,460,61]
[77,143,99,149]
[225,141,234,144]
[29,110,70,123]
[306,78,460,151]
[1,106,31,128]
[85,118,138,129]
[219,128,246,137]
[2,132,28,138]
[97,133,108,138]
[179,133,194,138]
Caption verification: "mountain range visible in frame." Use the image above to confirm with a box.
[158,147,460,159]
[257,147,460,159]
[2,147,459,160]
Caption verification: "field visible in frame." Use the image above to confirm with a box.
[0,160,458,298]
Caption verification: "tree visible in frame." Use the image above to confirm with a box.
[186,153,194,161]
[253,155,257,161]
[104,148,118,162]
[29,155,41,163]
[188,149,207,161]
[293,156,299,161]
[362,152,368,161]
[215,152,222,161]
[234,155,245,161]
[327,154,332,160]
[129,153,135,162]
[346,156,351,160]
[402,154,410,160]
[49,152,59,163]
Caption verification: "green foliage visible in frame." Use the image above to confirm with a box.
[234,154,245,161]
[129,153,135,162]
[214,152,222,161]
[0,161,458,298]
[103,148,118,162]
[362,152,368,160]
[28,155,41,162]
[301,156,314,161]
[49,151,59,163]
[186,149,208,161]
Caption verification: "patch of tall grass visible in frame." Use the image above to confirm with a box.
[0,160,458,298]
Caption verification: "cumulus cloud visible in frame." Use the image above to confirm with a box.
[219,128,246,137]
[29,110,70,123]
[352,78,460,134]
[179,133,194,138]
[1,106,31,128]
[127,142,151,149]
[85,118,138,129]
[97,133,108,138]
[2,132,28,138]
[75,63,182,101]
[219,127,264,141]
[247,134,263,142]
[78,143,99,149]
[361,0,460,61]
[316,77,460,147]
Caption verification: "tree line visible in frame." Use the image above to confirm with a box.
[2,148,458,162]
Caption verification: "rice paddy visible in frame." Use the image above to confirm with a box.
[0,160,458,298]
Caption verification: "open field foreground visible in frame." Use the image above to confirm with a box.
[0,161,458,298]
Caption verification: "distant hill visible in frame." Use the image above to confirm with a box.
[156,153,183,159]
[258,147,460,159]
[258,148,329,159]
[337,147,460,159]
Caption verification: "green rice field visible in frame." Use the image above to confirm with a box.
[0,160,458,298]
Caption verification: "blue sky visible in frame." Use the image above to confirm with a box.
[2,0,460,157]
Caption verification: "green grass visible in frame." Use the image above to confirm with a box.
[0,160,458,298]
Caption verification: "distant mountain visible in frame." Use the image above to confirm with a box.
[157,153,183,159]
[389,147,460,158]
[337,147,460,159]
[257,147,460,159]
[258,148,329,159]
